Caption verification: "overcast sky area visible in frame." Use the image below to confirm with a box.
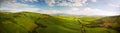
[0,0,120,16]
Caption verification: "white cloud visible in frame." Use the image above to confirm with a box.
[70,7,80,11]
[107,0,120,8]
[0,0,39,12]
[91,0,97,2]
[108,4,120,8]
[0,0,35,8]
[8,3,33,8]
[45,0,55,6]
[0,0,39,13]
[45,0,88,6]
[0,0,38,4]
[45,0,98,6]
[0,0,16,4]
[21,0,38,2]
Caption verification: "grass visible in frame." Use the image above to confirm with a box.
[0,12,119,33]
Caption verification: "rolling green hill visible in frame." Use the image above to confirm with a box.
[0,12,119,33]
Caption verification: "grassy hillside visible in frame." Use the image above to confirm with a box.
[0,12,119,33]
[98,16,120,32]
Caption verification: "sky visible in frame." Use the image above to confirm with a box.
[0,0,120,16]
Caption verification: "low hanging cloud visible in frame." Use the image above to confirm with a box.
[36,7,119,16]
[0,7,40,12]
[65,7,119,16]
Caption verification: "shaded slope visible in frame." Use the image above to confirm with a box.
[99,15,120,33]
[86,15,120,33]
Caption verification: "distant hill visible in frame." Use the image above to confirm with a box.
[0,12,119,33]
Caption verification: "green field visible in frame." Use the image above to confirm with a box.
[0,12,120,33]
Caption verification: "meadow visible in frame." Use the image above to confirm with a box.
[0,12,120,33]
